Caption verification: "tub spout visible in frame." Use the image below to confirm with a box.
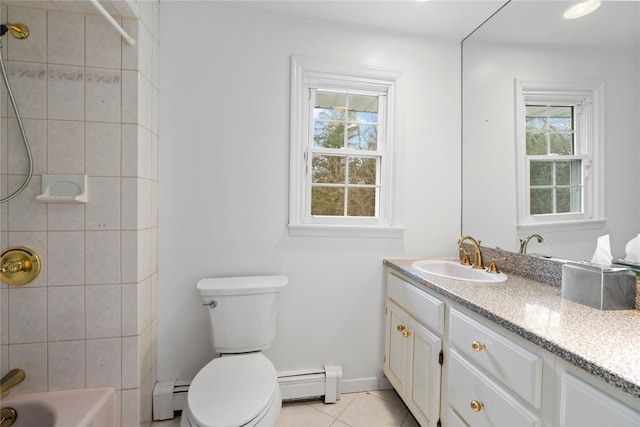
[0,369,25,395]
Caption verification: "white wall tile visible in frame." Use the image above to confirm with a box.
[85,68,121,123]
[85,284,121,338]
[121,231,138,283]
[85,231,121,284]
[121,283,138,336]
[121,70,139,124]
[8,118,46,175]
[86,14,121,69]
[6,7,46,63]
[120,387,140,427]
[6,62,47,120]
[8,343,47,393]
[8,287,47,344]
[47,231,85,286]
[86,122,121,177]
[48,64,84,121]
[47,203,84,231]
[47,286,84,341]
[86,337,121,389]
[121,177,137,230]
[48,340,85,390]
[121,18,139,71]
[1,289,7,345]
[121,335,139,389]
[6,175,46,232]
[47,119,85,174]
[47,11,84,66]
[121,124,138,177]
[85,177,121,230]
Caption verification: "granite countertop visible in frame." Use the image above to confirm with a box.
[384,258,640,400]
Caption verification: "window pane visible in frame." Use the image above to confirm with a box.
[312,155,345,184]
[311,187,344,216]
[314,122,344,148]
[556,188,571,213]
[347,124,378,150]
[555,160,581,186]
[526,132,548,155]
[530,161,553,186]
[526,106,548,130]
[314,92,345,121]
[548,106,573,131]
[550,132,573,154]
[530,188,553,215]
[348,94,378,123]
[347,187,376,217]
[348,157,377,185]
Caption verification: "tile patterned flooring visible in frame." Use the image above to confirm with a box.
[151,389,419,427]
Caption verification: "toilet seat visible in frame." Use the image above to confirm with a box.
[187,353,279,427]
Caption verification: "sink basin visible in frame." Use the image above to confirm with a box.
[411,259,507,283]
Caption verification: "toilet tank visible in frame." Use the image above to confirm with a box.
[197,275,288,353]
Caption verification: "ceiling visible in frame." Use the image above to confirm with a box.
[197,1,506,41]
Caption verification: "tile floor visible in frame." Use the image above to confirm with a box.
[151,389,419,427]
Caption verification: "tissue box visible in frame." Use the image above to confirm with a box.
[561,262,636,310]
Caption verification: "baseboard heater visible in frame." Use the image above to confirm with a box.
[152,365,343,421]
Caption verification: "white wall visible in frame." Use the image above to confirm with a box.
[462,43,640,260]
[158,2,462,387]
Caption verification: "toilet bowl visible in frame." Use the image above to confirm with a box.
[181,275,287,427]
[181,353,281,427]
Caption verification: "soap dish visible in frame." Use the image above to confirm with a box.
[36,175,88,203]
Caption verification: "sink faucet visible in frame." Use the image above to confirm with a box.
[1,369,25,395]
[458,235,485,269]
[519,234,544,254]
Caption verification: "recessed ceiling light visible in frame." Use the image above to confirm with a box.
[563,0,602,19]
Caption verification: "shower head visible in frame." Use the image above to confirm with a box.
[0,23,29,39]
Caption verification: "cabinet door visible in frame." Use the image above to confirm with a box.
[558,372,640,426]
[384,299,411,395]
[408,317,442,427]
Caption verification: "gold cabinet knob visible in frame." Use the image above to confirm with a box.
[470,400,484,412]
[397,324,405,332]
[471,341,486,351]
[402,329,411,338]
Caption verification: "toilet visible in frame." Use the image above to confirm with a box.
[181,275,288,427]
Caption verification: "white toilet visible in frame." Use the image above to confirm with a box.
[181,275,288,427]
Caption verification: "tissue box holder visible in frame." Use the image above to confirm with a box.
[561,262,636,310]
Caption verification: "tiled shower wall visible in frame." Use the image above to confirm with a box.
[0,1,158,426]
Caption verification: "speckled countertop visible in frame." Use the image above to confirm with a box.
[384,258,640,400]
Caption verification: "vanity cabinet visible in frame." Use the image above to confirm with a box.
[384,268,640,427]
[556,363,640,426]
[384,272,444,427]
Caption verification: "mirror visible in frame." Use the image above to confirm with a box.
[461,0,640,261]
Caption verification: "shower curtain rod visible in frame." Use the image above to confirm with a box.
[89,0,136,46]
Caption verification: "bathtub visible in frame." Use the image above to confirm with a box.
[1,387,115,427]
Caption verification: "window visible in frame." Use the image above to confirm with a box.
[289,56,403,237]
[515,80,605,229]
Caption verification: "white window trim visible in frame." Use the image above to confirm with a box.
[289,55,404,238]
[514,79,607,230]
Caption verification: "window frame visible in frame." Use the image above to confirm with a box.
[289,56,404,237]
[515,79,606,231]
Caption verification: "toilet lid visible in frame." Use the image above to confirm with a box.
[188,353,278,427]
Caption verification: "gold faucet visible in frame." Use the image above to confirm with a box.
[519,234,543,254]
[458,235,485,269]
[0,369,25,395]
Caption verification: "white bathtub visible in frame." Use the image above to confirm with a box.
[1,387,115,427]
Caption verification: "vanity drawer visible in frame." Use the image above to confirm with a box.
[387,272,444,334]
[449,308,543,407]
[448,349,541,427]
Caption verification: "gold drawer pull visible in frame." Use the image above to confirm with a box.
[472,341,486,351]
[397,324,405,332]
[470,400,484,412]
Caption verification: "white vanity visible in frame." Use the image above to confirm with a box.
[383,259,640,426]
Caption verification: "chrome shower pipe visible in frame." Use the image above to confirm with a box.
[0,37,34,204]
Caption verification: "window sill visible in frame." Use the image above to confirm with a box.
[288,223,405,238]
[517,218,608,234]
